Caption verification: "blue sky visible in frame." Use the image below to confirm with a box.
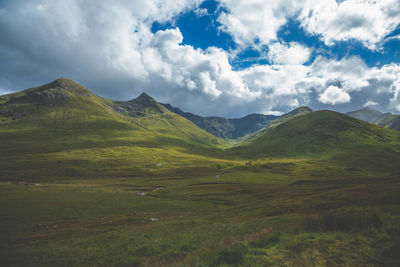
[0,0,400,117]
[154,0,400,69]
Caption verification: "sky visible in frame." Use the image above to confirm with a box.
[0,0,400,118]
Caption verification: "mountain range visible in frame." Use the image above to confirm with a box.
[164,99,400,139]
[346,107,400,131]
[1,78,397,143]
[1,78,399,145]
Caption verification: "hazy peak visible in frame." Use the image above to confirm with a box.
[46,78,84,89]
[285,106,313,116]
[136,92,153,101]
[356,107,382,114]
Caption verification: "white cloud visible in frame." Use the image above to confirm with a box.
[263,110,284,116]
[194,7,208,17]
[388,77,400,112]
[1,0,400,116]
[310,56,370,91]
[363,100,378,107]
[299,0,400,49]
[385,34,400,42]
[318,86,351,105]
[268,42,312,65]
[217,0,400,50]
[217,0,302,49]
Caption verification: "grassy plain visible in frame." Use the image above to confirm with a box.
[1,159,399,266]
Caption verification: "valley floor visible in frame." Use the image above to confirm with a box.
[1,157,399,266]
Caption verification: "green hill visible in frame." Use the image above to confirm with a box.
[0,78,227,181]
[265,106,313,129]
[236,110,400,157]
[238,106,313,142]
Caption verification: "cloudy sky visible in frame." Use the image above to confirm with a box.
[0,0,400,117]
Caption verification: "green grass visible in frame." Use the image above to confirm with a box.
[1,79,400,266]
[2,167,399,266]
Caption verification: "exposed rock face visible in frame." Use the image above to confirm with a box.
[109,102,145,117]
[0,104,26,120]
[33,90,72,105]
[111,93,164,117]
[0,78,92,120]
[39,78,92,97]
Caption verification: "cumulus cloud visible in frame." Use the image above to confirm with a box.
[318,86,351,105]
[299,0,400,49]
[194,7,208,17]
[263,110,284,116]
[0,0,260,116]
[217,0,302,48]
[268,42,312,65]
[388,75,400,112]
[217,0,400,50]
[363,100,378,107]
[0,0,400,117]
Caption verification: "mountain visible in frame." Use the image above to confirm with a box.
[163,104,313,139]
[0,78,222,144]
[110,92,165,117]
[0,78,225,180]
[235,110,400,157]
[346,107,400,131]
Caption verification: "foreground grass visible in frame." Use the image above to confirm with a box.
[1,157,399,266]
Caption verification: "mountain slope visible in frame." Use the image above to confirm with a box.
[347,107,400,131]
[162,103,278,139]
[235,110,400,157]
[0,78,227,180]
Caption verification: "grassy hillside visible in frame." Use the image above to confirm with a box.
[264,106,313,129]
[235,110,400,158]
[378,114,400,130]
[0,78,228,181]
[238,106,313,143]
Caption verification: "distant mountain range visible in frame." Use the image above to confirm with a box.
[346,107,400,131]
[164,102,400,139]
[162,103,279,139]
[162,103,316,139]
